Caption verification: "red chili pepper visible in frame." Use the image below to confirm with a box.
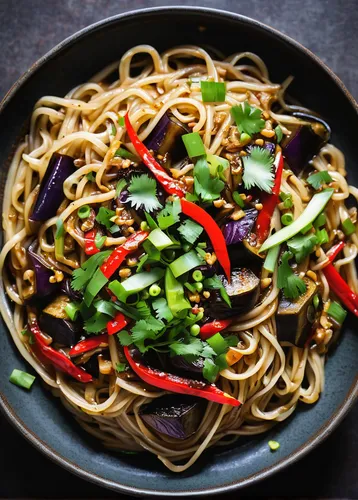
[100,230,149,279]
[69,334,109,357]
[107,312,128,335]
[124,346,241,407]
[125,113,231,280]
[180,198,231,280]
[84,229,99,255]
[256,152,284,244]
[322,264,358,317]
[124,113,186,198]
[29,318,93,383]
[200,318,233,340]
[326,241,345,262]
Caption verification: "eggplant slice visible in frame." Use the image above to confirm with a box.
[140,395,205,440]
[276,277,317,347]
[39,294,81,346]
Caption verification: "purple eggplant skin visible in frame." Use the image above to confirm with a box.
[223,209,258,245]
[39,313,81,347]
[145,113,189,163]
[27,241,60,298]
[60,278,82,301]
[170,356,205,379]
[31,153,75,221]
[282,113,330,175]
[140,395,205,440]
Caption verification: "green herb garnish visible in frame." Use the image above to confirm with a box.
[242,147,274,193]
[194,156,225,202]
[127,174,162,212]
[307,170,333,190]
[231,101,265,136]
[277,251,307,300]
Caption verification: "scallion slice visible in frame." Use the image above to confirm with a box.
[263,245,280,273]
[147,228,173,251]
[327,301,347,324]
[200,81,226,103]
[342,218,356,236]
[9,369,35,390]
[207,333,227,355]
[182,132,206,158]
[77,205,91,219]
[169,250,203,278]
[65,302,80,321]
[114,147,137,161]
[109,268,165,302]
[281,213,294,226]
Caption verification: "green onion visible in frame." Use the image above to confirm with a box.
[86,172,96,182]
[169,250,203,278]
[95,233,106,249]
[116,362,127,372]
[147,228,173,251]
[182,132,206,158]
[263,245,280,273]
[275,125,283,143]
[233,191,245,208]
[207,333,227,355]
[165,268,191,318]
[193,282,203,292]
[342,218,356,236]
[149,284,161,297]
[9,369,35,390]
[316,228,329,245]
[192,270,203,282]
[313,294,320,309]
[55,219,65,260]
[201,81,226,103]
[111,124,116,135]
[55,219,64,239]
[197,242,207,249]
[206,154,229,178]
[268,440,280,451]
[260,189,334,253]
[301,223,313,234]
[190,324,200,336]
[184,282,196,293]
[279,192,293,208]
[281,213,294,226]
[327,301,347,324]
[114,147,136,161]
[145,212,158,230]
[118,116,125,127]
[314,213,326,228]
[240,132,251,143]
[77,205,91,219]
[116,178,127,197]
[95,299,117,317]
[109,224,120,234]
[109,268,165,303]
[65,302,80,321]
[83,268,109,307]
[196,246,207,258]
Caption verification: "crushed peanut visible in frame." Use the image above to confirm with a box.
[255,203,263,211]
[261,129,275,138]
[188,292,201,303]
[306,270,317,282]
[231,210,245,221]
[204,252,217,266]
[119,268,131,279]
[255,139,264,146]
[261,278,272,289]
[203,291,211,299]
[213,198,226,208]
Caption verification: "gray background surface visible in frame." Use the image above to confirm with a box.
[0,0,357,497]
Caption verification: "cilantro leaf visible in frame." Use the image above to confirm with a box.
[177,219,203,245]
[242,147,275,193]
[307,170,333,190]
[203,358,220,383]
[169,337,203,358]
[231,101,265,136]
[287,234,318,263]
[71,251,111,291]
[157,198,181,230]
[86,172,96,182]
[84,312,108,334]
[275,125,283,143]
[152,297,173,322]
[96,207,116,229]
[201,343,217,359]
[116,362,127,372]
[127,175,162,212]
[130,317,165,352]
[117,330,132,346]
[193,156,225,203]
[277,251,307,300]
[135,300,152,319]
[204,275,232,308]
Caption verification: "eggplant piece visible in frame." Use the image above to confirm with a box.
[60,278,83,302]
[140,395,204,440]
[227,238,263,269]
[276,277,317,347]
[207,268,260,319]
[170,356,204,379]
[82,354,100,378]
[39,295,81,346]
[223,209,258,245]
[282,113,330,175]
[31,153,75,221]
[28,241,60,298]
[145,113,189,163]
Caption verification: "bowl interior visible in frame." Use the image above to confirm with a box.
[0,7,357,497]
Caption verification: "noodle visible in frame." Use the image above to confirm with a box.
[0,44,353,472]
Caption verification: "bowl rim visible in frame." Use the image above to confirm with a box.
[0,6,357,497]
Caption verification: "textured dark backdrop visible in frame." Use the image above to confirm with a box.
[0,0,357,498]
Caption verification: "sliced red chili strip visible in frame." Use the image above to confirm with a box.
[124,346,241,407]
[200,318,233,340]
[326,241,345,263]
[84,229,99,255]
[69,334,109,357]
[107,312,128,335]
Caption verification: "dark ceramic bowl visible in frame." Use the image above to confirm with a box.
[0,6,357,497]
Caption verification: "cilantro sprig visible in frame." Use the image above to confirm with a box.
[277,252,307,300]
[242,147,275,193]
[127,174,162,212]
[307,170,333,190]
[193,156,225,202]
[231,101,265,136]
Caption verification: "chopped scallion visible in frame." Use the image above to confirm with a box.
[200,81,226,103]
[149,284,161,297]
[9,369,35,390]
[114,147,136,161]
[342,218,356,236]
[192,270,203,282]
[95,233,106,249]
[263,245,280,273]
[78,205,91,219]
[268,440,280,451]
[147,228,173,251]
[207,333,227,355]
[281,213,294,226]
[118,116,125,127]
[169,250,203,278]
[190,324,200,336]
[233,191,245,208]
[182,132,206,158]
[327,301,347,324]
[275,125,283,143]
[65,302,80,321]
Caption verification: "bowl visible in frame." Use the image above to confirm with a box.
[0,6,357,497]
